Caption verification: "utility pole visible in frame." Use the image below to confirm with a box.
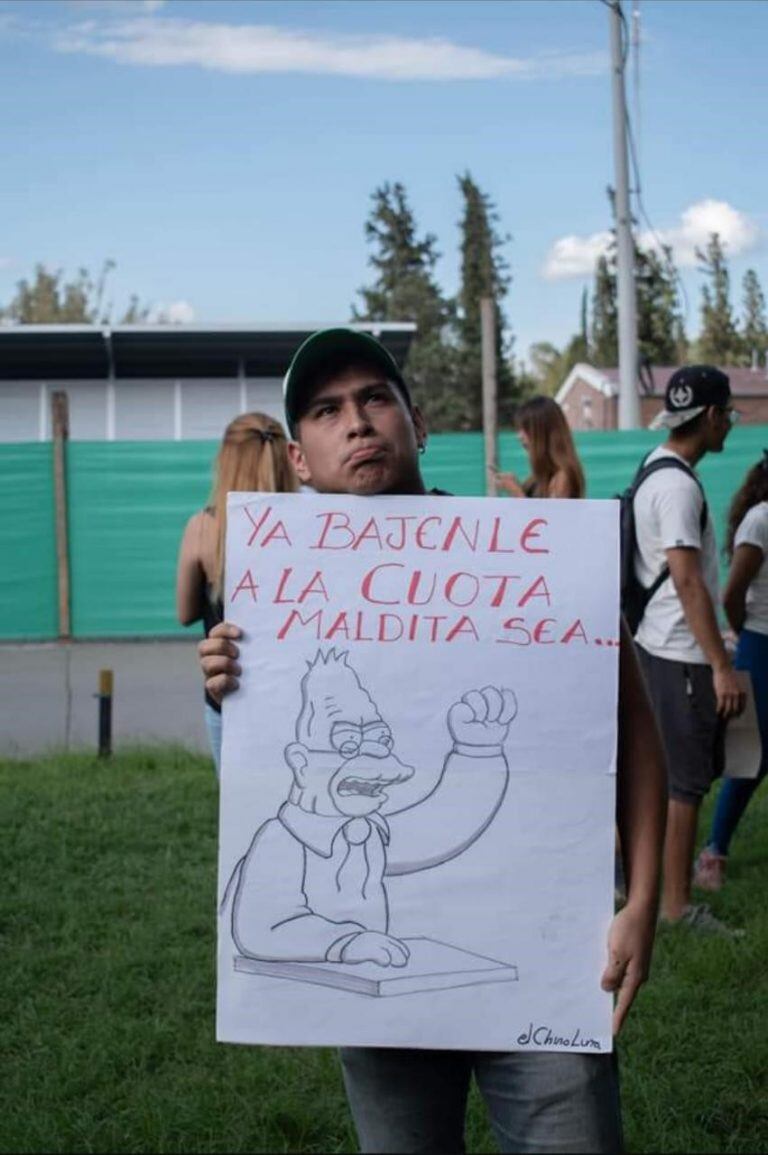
[609,0,640,428]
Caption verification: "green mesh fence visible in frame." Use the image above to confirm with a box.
[423,426,768,578]
[0,444,58,639]
[67,442,213,637]
[2,425,767,640]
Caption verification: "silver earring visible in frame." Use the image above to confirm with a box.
[418,442,426,455]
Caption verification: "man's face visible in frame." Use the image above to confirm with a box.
[288,366,427,496]
[706,403,735,453]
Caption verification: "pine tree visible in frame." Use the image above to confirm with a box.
[353,182,459,429]
[636,244,686,365]
[579,287,590,359]
[455,172,515,427]
[591,253,618,367]
[740,268,768,364]
[590,239,684,368]
[696,232,740,363]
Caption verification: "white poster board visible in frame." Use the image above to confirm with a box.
[217,493,620,1054]
[724,672,761,779]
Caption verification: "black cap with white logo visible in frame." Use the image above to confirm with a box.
[650,365,731,430]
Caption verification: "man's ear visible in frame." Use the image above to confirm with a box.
[284,741,310,786]
[288,439,312,485]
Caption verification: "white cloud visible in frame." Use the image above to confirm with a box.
[53,15,607,81]
[638,199,761,267]
[151,299,195,324]
[541,230,613,280]
[67,1,167,12]
[542,199,761,280]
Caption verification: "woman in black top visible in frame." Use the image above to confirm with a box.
[493,395,585,500]
[176,411,298,775]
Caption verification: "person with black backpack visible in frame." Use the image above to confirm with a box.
[629,365,746,937]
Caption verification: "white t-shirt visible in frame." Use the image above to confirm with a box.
[633,447,720,664]
[734,501,768,636]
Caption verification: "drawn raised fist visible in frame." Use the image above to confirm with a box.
[340,931,411,968]
[448,686,518,749]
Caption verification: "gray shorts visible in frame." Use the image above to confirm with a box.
[636,646,724,803]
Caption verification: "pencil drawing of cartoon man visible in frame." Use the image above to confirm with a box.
[226,648,517,968]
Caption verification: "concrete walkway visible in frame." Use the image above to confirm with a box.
[0,639,210,758]
[2,640,761,777]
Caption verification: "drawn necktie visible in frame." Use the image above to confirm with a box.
[335,817,373,896]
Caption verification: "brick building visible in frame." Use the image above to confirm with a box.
[556,363,768,431]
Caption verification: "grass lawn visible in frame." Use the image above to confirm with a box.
[1,748,767,1154]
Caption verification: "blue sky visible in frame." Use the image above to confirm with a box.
[2,0,766,364]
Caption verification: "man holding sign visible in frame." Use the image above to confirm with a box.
[200,328,666,1154]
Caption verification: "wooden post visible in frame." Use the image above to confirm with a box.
[481,297,498,496]
[52,391,71,639]
[97,669,114,758]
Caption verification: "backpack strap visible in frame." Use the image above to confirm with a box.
[632,455,709,607]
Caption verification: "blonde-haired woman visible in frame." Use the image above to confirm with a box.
[493,395,585,499]
[176,412,298,774]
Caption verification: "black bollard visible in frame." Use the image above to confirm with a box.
[97,669,113,757]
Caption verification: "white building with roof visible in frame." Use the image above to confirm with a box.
[0,322,416,441]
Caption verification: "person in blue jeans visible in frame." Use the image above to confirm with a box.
[199,328,668,1154]
[695,453,768,891]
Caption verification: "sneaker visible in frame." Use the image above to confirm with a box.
[693,847,727,892]
[676,903,745,939]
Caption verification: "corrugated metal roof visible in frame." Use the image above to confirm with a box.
[0,322,417,381]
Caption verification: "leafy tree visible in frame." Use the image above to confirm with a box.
[120,295,152,324]
[696,232,740,363]
[455,172,516,426]
[525,332,588,398]
[353,182,459,429]
[740,268,768,364]
[526,341,564,395]
[0,260,151,324]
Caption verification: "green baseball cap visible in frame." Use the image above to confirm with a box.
[283,327,412,436]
